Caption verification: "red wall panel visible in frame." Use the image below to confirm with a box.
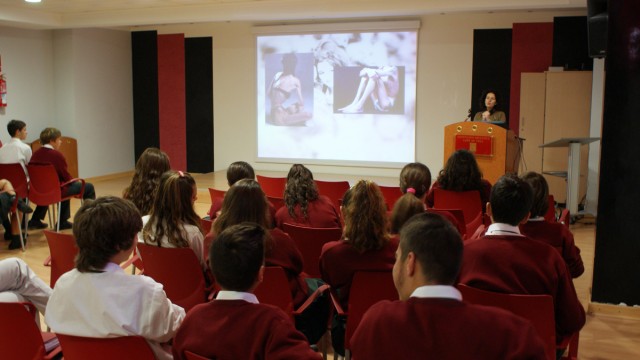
[157,34,187,171]
[509,23,554,135]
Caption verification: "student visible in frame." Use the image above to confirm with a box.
[28,127,96,230]
[0,257,52,315]
[275,164,341,229]
[520,172,584,278]
[0,178,32,249]
[390,192,425,235]
[351,213,546,359]
[458,174,585,349]
[0,119,32,173]
[45,197,185,360]
[138,170,205,267]
[398,162,431,202]
[173,223,320,360]
[123,147,171,216]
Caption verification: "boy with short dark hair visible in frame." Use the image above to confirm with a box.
[45,197,185,360]
[459,174,585,348]
[173,222,320,360]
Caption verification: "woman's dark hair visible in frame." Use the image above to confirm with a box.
[282,53,298,75]
[212,179,270,235]
[520,172,550,218]
[390,193,425,234]
[143,171,201,248]
[399,162,431,198]
[226,161,255,186]
[342,180,390,252]
[123,147,171,215]
[437,150,484,192]
[283,164,319,220]
[478,89,501,113]
[74,197,142,273]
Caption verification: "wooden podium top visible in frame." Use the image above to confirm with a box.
[443,121,519,184]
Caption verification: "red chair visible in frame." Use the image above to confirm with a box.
[457,283,579,360]
[426,208,466,238]
[331,271,398,360]
[0,163,30,248]
[42,230,78,288]
[208,188,226,203]
[377,185,402,210]
[281,223,342,278]
[433,188,483,234]
[27,163,85,232]
[0,302,62,360]
[314,180,350,209]
[256,175,286,198]
[559,208,571,228]
[544,194,557,222]
[56,334,155,360]
[185,351,212,360]
[136,243,207,312]
[266,196,285,212]
[200,218,213,236]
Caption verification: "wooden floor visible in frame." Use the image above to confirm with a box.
[1,170,638,359]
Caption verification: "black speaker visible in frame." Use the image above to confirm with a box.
[587,0,608,58]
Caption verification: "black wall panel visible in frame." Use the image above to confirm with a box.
[552,16,593,70]
[185,37,214,173]
[131,31,160,161]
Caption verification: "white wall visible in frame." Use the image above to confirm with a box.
[0,26,134,178]
[143,10,585,179]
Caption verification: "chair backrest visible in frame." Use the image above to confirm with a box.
[344,271,398,350]
[136,243,206,311]
[208,188,226,203]
[0,163,28,199]
[433,188,483,226]
[377,185,403,210]
[26,164,62,206]
[254,266,295,319]
[544,194,557,222]
[185,350,213,360]
[281,223,342,278]
[266,196,285,212]
[314,180,350,209]
[457,283,556,360]
[0,302,49,360]
[44,230,78,288]
[426,208,466,237]
[57,334,155,360]
[200,218,213,236]
[559,208,570,229]
[256,175,287,198]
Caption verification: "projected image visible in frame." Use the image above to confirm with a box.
[257,28,418,166]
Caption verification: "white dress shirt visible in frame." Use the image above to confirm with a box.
[410,285,463,301]
[45,262,185,360]
[216,290,260,304]
[484,223,524,236]
[0,137,32,173]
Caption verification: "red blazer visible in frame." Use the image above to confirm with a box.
[459,234,585,344]
[30,147,73,183]
[520,220,584,278]
[172,300,319,360]
[351,297,547,359]
[275,195,341,229]
[319,235,399,310]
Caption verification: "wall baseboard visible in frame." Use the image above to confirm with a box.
[588,302,640,319]
[86,171,133,183]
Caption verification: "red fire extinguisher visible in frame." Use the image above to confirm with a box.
[0,55,7,107]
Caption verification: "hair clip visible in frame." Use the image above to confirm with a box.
[407,187,416,194]
[178,171,184,177]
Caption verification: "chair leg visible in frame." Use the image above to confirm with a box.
[16,212,26,252]
[47,205,53,229]
[56,202,61,232]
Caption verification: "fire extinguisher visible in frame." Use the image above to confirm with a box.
[0,55,6,107]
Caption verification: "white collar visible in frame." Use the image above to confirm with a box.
[410,285,462,301]
[9,138,23,143]
[43,144,55,150]
[528,216,545,222]
[216,290,259,304]
[485,223,523,236]
[102,262,124,273]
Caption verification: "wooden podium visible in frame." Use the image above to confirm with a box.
[444,121,520,184]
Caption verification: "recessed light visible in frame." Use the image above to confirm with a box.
[25,0,42,3]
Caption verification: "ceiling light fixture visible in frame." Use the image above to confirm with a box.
[25,0,42,3]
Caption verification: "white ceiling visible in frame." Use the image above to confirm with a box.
[0,0,586,29]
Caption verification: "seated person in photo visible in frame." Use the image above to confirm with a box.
[138,171,205,268]
[351,213,546,359]
[426,149,492,213]
[0,119,32,173]
[472,89,506,124]
[458,174,585,347]
[520,172,584,278]
[0,178,33,250]
[268,53,312,126]
[0,257,52,316]
[28,127,96,230]
[45,197,185,360]
[275,164,341,229]
[123,147,171,216]
[339,66,399,113]
[172,223,320,360]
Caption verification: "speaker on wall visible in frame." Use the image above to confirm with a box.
[587,0,608,58]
